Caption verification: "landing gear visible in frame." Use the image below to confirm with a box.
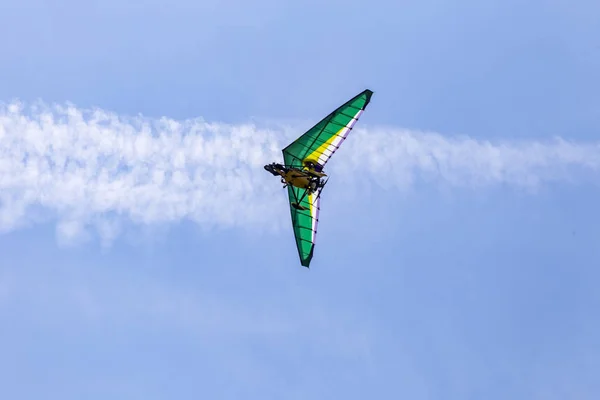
[306,176,327,194]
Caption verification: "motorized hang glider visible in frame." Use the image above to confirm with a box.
[264,89,373,268]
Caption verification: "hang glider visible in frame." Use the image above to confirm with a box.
[264,89,373,268]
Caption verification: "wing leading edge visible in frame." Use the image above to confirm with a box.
[283,89,373,268]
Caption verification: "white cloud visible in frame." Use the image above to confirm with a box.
[332,127,600,190]
[1,100,599,243]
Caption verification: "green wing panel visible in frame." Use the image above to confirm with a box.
[283,89,373,169]
[287,185,321,268]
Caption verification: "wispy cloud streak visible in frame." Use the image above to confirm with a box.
[1,100,599,242]
[334,127,600,190]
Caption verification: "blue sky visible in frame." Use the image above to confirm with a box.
[1,1,600,399]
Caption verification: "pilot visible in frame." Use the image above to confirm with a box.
[305,161,324,173]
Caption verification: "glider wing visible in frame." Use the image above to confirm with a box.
[282,89,373,268]
[282,89,373,169]
[287,185,321,268]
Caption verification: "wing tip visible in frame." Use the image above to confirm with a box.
[300,246,315,268]
[361,88,374,108]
